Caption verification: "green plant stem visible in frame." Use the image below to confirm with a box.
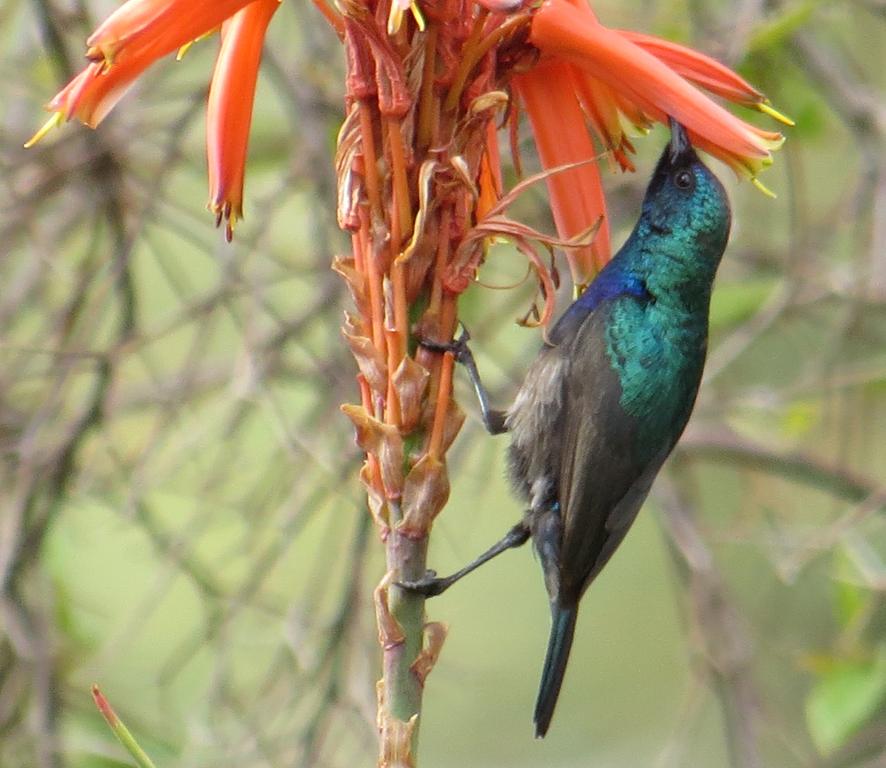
[385,529,429,726]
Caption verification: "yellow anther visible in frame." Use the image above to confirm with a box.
[24,112,63,148]
[410,2,426,31]
[757,101,795,127]
[178,29,217,60]
[751,177,777,198]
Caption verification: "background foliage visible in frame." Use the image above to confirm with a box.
[1,0,885,766]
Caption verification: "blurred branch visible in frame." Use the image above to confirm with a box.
[820,720,886,768]
[789,32,885,140]
[298,510,373,767]
[657,471,764,768]
[679,426,886,510]
[0,136,137,768]
[788,29,886,304]
[29,0,77,79]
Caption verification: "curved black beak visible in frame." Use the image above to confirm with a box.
[668,117,692,163]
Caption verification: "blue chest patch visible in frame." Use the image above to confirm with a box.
[551,263,649,345]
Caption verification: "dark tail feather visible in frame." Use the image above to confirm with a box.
[533,603,578,738]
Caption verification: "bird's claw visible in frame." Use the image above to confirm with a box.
[418,325,472,363]
[396,569,451,598]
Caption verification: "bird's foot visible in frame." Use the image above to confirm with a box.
[418,325,472,363]
[396,570,454,598]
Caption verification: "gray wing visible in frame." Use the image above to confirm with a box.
[554,305,662,602]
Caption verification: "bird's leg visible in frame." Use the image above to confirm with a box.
[419,325,508,435]
[398,522,530,597]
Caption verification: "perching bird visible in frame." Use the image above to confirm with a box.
[404,118,732,737]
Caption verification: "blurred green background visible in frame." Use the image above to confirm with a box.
[2,0,885,766]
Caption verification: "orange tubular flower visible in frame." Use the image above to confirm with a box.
[26,60,142,134]
[514,61,611,281]
[528,0,786,168]
[617,31,769,107]
[86,0,256,64]
[27,0,279,239]
[207,0,281,241]
[519,0,789,281]
[27,0,788,267]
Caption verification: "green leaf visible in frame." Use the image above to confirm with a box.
[806,645,886,755]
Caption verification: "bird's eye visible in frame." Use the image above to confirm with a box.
[673,169,694,190]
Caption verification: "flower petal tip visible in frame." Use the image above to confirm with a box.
[210,200,241,243]
[411,3,426,31]
[763,132,786,152]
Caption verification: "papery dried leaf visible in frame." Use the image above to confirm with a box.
[342,403,379,449]
[335,105,363,230]
[398,454,450,538]
[376,679,385,730]
[360,460,389,530]
[343,310,369,339]
[378,712,417,768]
[380,436,405,499]
[444,239,484,294]
[341,404,405,497]
[449,155,477,199]
[512,235,557,327]
[404,241,436,304]
[343,331,388,395]
[333,255,368,314]
[469,90,509,116]
[410,622,448,686]
[374,572,406,650]
[445,195,601,325]
[392,356,430,433]
[488,157,604,220]
[396,159,436,265]
[344,10,410,117]
[445,158,603,302]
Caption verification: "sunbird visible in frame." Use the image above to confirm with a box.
[405,119,732,736]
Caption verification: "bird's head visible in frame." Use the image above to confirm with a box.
[640,118,731,256]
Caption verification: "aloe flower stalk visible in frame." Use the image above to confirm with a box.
[29,0,788,762]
